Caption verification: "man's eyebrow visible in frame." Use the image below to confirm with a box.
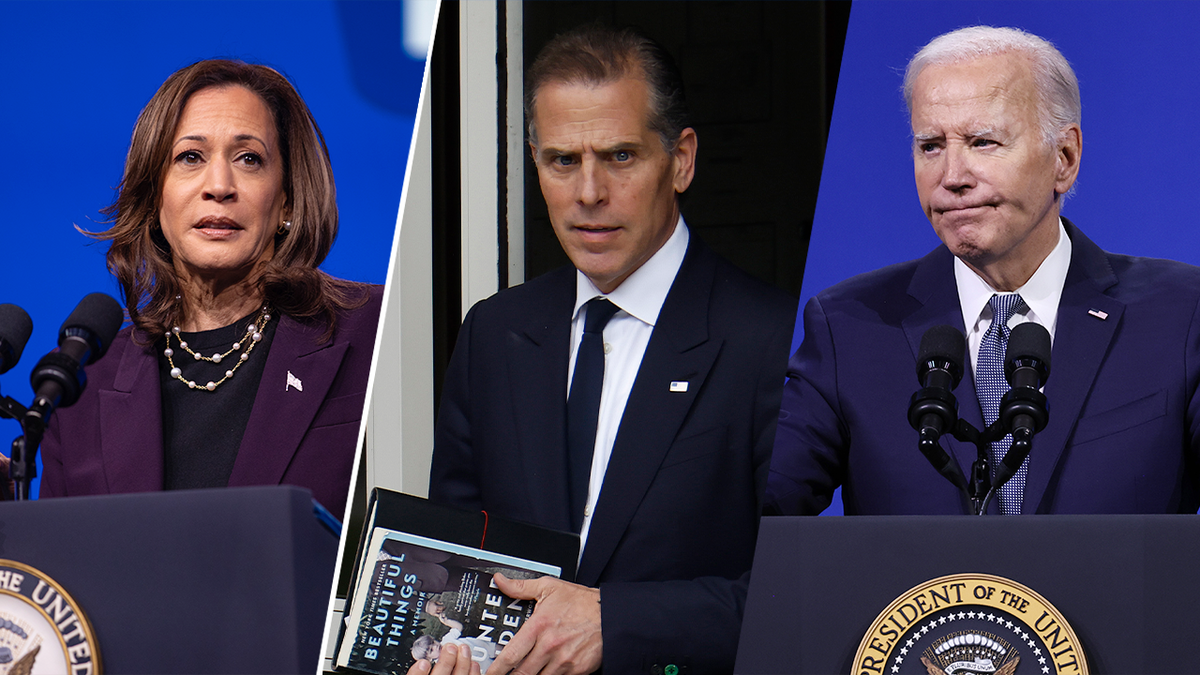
[536,144,575,159]
[594,141,642,153]
[535,140,644,159]
[912,128,999,143]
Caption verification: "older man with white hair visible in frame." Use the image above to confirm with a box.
[766,26,1200,516]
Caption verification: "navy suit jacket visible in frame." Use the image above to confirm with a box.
[430,238,795,673]
[40,286,382,517]
[767,220,1200,515]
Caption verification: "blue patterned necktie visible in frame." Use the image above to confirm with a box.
[975,294,1029,515]
[566,298,620,533]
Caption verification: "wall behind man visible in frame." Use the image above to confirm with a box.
[0,0,426,499]
[804,0,1200,514]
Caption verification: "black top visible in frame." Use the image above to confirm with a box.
[159,310,278,490]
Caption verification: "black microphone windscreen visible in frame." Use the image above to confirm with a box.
[0,303,34,373]
[59,293,124,363]
[917,325,966,384]
[1006,322,1052,373]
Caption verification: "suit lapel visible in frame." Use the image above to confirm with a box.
[507,269,575,532]
[99,334,165,492]
[1023,221,1121,512]
[228,315,348,486]
[902,246,982,504]
[576,244,721,585]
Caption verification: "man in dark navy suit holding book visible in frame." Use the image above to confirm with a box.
[422,25,795,675]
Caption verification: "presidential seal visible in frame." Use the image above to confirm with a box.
[0,560,100,675]
[854,573,1085,675]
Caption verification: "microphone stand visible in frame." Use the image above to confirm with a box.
[0,392,36,501]
[948,418,1011,515]
[911,324,1051,515]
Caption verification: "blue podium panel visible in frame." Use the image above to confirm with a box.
[0,486,337,674]
[738,515,1200,674]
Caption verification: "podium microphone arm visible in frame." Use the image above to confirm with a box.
[11,293,123,500]
[909,326,971,499]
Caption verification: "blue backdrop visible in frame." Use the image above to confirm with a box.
[0,0,426,498]
[803,1,1200,514]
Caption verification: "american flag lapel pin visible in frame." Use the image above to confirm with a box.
[670,381,688,392]
[287,371,304,392]
[1087,309,1108,320]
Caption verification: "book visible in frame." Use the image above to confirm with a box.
[333,489,579,674]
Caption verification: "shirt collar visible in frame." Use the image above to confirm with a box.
[955,218,1072,336]
[573,215,689,327]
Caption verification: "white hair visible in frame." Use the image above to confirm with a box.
[903,26,1081,148]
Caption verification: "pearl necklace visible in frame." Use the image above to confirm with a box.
[163,306,271,391]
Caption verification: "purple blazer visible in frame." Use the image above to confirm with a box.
[40,286,382,517]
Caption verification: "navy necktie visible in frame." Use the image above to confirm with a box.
[975,293,1030,515]
[566,298,620,532]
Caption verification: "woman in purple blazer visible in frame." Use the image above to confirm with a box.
[38,60,381,518]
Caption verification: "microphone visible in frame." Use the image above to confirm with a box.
[995,322,1052,488]
[27,293,124,422]
[908,325,968,490]
[0,304,33,375]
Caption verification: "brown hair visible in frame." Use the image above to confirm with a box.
[525,24,691,151]
[91,59,365,342]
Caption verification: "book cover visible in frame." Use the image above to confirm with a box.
[337,528,562,674]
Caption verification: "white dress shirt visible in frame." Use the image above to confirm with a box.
[955,220,1072,371]
[568,216,689,557]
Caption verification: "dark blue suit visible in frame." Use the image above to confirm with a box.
[767,220,1200,515]
[431,238,795,673]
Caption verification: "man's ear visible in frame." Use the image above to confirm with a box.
[672,127,698,194]
[1054,124,1082,194]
